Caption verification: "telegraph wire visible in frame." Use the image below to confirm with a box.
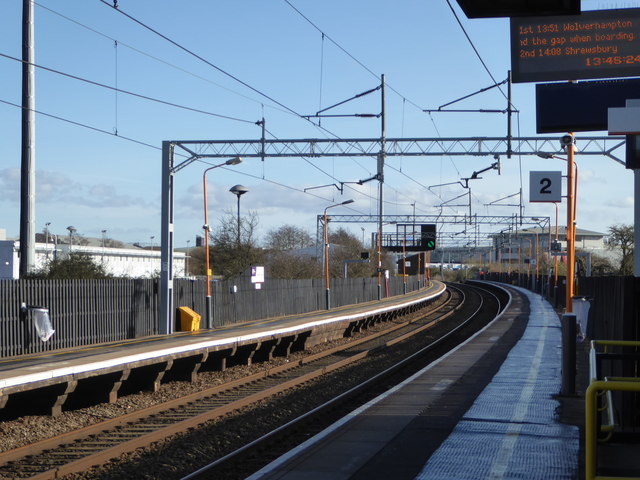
[47,2,460,218]
[282,0,486,201]
[0,94,385,213]
[0,98,163,152]
[283,0,427,114]
[193,157,367,216]
[34,1,290,115]
[261,125,416,211]
[0,52,257,125]
[444,0,508,101]
[96,0,382,177]
[98,0,306,121]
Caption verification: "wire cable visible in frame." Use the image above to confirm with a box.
[444,0,507,100]
[0,52,256,125]
[98,0,306,120]
[35,1,290,115]
[0,98,162,151]
[283,0,427,113]
[96,0,383,178]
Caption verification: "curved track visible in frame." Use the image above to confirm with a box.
[183,281,505,479]
[0,282,504,480]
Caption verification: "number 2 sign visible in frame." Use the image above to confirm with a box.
[529,171,562,202]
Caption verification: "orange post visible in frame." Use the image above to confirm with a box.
[566,135,576,313]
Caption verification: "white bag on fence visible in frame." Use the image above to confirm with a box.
[32,308,55,342]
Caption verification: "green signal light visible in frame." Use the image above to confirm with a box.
[426,240,435,250]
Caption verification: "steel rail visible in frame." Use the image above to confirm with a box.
[0,288,460,479]
[182,283,500,480]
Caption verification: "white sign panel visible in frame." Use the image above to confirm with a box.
[251,266,265,283]
[609,105,640,135]
[529,171,562,203]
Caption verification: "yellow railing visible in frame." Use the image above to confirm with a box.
[586,340,640,480]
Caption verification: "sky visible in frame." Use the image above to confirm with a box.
[1,0,637,249]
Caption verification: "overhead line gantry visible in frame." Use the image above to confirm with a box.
[160,134,625,334]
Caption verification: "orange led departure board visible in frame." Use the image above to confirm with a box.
[511,8,640,83]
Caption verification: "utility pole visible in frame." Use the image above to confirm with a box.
[19,0,36,276]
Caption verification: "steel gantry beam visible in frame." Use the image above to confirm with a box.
[172,136,625,166]
[160,135,624,334]
[315,214,550,256]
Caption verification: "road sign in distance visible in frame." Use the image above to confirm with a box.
[456,0,579,18]
[511,8,640,83]
[530,171,562,202]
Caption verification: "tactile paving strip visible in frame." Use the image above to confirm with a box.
[416,289,579,480]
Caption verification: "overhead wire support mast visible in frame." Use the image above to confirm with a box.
[424,72,516,159]
[423,77,510,112]
[159,134,623,333]
[302,84,381,120]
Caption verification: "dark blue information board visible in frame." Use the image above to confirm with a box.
[511,8,640,83]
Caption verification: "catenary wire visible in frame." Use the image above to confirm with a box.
[444,0,508,101]
[0,52,256,125]
[282,0,502,209]
[53,2,472,221]
[0,98,163,152]
[34,1,291,116]
[97,0,307,121]
[96,0,382,187]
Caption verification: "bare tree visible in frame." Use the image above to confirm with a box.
[264,225,314,251]
[328,227,378,278]
[262,225,319,279]
[210,209,263,279]
[606,223,634,275]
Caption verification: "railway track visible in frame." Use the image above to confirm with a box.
[183,281,504,479]
[0,282,502,480]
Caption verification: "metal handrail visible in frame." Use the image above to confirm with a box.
[586,380,640,480]
[586,340,640,480]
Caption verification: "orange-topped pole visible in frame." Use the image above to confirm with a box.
[566,135,576,313]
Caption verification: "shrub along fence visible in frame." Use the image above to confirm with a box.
[0,274,426,358]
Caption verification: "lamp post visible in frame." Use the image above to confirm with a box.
[203,157,242,329]
[44,222,51,259]
[537,144,578,311]
[402,232,407,294]
[229,184,249,246]
[66,226,76,252]
[186,239,190,276]
[101,229,107,262]
[324,199,354,309]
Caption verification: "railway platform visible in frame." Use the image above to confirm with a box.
[248,284,581,480]
[0,281,446,416]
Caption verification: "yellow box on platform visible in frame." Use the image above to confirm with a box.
[177,307,201,331]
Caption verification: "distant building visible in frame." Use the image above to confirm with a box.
[0,240,187,279]
[490,226,611,264]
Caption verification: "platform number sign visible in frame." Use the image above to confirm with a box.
[529,171,562,203]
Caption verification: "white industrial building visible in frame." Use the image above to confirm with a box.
[0,234,187,280]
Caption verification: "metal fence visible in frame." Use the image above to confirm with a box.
[0,279,158,357]
[1,275,425,358]
[487,272,639,341]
